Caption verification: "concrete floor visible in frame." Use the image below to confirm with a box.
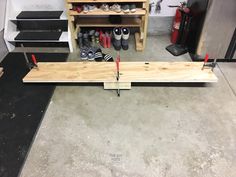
[20,36,236,177]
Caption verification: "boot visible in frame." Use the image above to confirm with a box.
[106,32,111,48]
[77,32,83,48]
[83,33,90,47]
[112,27,122,51]
[121,28,130,50]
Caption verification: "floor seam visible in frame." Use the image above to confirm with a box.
[217,63,236,97]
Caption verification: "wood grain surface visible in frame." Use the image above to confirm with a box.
[23,62,218,83]
[69,9,146,16]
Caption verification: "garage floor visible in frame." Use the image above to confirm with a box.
[20,36,236,177]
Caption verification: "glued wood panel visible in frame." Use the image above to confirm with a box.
[67,0,147,3]
[69,9,146,16]
[23,62,218,83]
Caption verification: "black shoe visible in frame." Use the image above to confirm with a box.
[77,32,83,48]
[94,48,103,62]
[112,27,122,51]
[83,33,90,47]
[103,53,114,62]
[121,28,130,50]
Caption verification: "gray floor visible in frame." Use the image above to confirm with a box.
[20,36,236,177]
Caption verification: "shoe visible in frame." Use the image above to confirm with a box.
[121,28,130,50]
[101,34,107,48]
[76,6,82,13]
[112,27,122,51]
[110,4,121,13]
[89,30,95,44]
[94,31,100,43]
[106,32,111,48]
[77,32,83,48]
[103,53,114,62]
[94,48,103,62]
[88,49,95,61]
[83,33,90,47]
[83,5,89,13]
[99,30,103,42]
[130,4,136,13]
[122,5,130,13]
[100,4,109,11]
[88,5,97,11]
[80,48,88,60]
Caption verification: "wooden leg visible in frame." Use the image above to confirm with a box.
[104,82,131,90]
[135,32,144,51]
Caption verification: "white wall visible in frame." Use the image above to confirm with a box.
[149,0,186,16]
[0,0,7,31]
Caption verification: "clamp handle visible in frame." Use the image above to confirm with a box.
[204,53,209,63]
[31,54,38,67]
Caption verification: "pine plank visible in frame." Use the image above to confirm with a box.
[69,9,146,16]
[23,62,218,83]
[67,0,147,3]
[135,32,143,51]
[104,82,131,90]
[0,68,3,78]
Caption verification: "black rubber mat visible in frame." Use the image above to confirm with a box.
[0,53,68,177]
[15,32,62,41]
[17,20,68,31]
[16,11,63,19]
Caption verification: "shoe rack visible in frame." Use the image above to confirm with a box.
[66,0,149,52]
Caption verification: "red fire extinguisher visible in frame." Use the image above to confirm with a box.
[169,2,188,44]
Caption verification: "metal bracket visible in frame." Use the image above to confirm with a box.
[202,59,217,71]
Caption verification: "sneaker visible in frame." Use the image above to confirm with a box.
[112,27,122,51]
[88,49,95,61]
[110,4,121,13]
[83,5,89,14]
[77,32,83,48]
[80,48,88,60]
[130,4,136,13]
[103,53,114,62]
[122,5,130,13]
[100,4,109,11]
[121,28,130,50]
[76,6,82,13]
[88,5,97,11]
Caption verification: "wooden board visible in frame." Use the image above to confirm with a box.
[67,0,147,3]
[23,62,218,84]
[104,82,131,90]
[0,68,3,78]
[69,9,146,16]
[135,32,144,51]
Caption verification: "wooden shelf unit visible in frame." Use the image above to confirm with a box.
[66,0,149,51]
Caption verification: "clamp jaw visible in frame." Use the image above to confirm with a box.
[202,54,217,71]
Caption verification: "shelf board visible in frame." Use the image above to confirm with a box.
[77,17,141,27]
[67,0,147,3]
[69,9,146,16]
